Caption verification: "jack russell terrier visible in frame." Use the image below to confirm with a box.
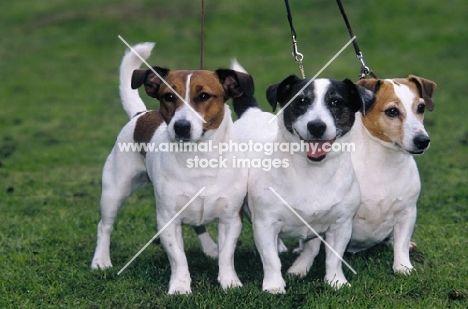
[91,43,253,294]
[347,76,436,273]
[294,76,436,276]
[230,62,375,293]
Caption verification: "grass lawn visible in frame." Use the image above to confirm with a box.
[1,0,467,308]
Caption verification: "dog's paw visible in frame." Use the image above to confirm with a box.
[286,265,308,278]
[202,243,219,259]
[262,278,286,294]
[168,280,192,295]
[199,235,219,259]
[326,277,350,290]
[91,256,112,270]
[277,239,288,253]
[218,275,243,291]
[393,264,414,275]
[409,241,417,252]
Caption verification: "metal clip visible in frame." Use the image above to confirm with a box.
[357,52,371,80]
[292,35,304,63]
[291,35,305,78]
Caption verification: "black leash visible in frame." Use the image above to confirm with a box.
[200,0,205,70]
[284,0,305,78]
[336,0,377,80]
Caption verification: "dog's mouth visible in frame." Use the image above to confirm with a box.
[408,149,425,155]
[300,136,337,162]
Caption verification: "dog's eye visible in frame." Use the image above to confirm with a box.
[162,93,175,102]
[417,103,425,114]
[299,97,308,104]
[385,107,400,118]
[196,92,212,103]
[330,99,342,107]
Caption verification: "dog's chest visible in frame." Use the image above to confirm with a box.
[250,161,359,239]
[154,155,247,226]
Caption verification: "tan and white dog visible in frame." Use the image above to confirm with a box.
[91,43,253,294]
[347,76,436,273]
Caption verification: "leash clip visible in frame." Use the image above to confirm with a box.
[357,52,371,80]
[291,35,306,79]
[292,35,304,63]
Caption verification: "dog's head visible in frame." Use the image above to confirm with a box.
[267,75,375,162]
[131,67,254,142]
[357,75,436,154]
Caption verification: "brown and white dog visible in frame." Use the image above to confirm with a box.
[91,43,252,294]
[347,76,436,273]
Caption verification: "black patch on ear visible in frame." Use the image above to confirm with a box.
[131,66,169,99]
[131,69,148,90]
[216,69,255,99]
[408,75,437,111]
[216,69,259,118]
[342,79,365,113]
[266,74,302,112]
[267,75,310,134]
[356,78,382,114]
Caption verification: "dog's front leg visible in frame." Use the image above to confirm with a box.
[392,205,416,274]
[158,216,191,294]
[253,220,286,294]
[217,215,243,290]
[287,238,321,277]
[324,220,352,289]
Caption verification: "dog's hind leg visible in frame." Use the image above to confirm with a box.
[193,225,218,259]
[91,131,149,269]
[287,238,321,277]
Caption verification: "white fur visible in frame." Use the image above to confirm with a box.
[119,42,154,118]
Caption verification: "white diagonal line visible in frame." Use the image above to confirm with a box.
[117,187,206,275]
[118,35,207,124]
[268,187,357,275]
[268,36,356,123]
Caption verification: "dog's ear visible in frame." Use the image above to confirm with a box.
[216,69,255,99]
[346,80,376,115]
[131,66,170,99]
[356,78,382,114]
[266,74,302,112]
[408,75,437,111]
[341,79,376,114]
[356,78,382,94]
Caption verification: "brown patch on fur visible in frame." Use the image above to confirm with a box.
[190,72,226,131]
[158,71,228,131]
[133,111,164,156]
[360,80,405,143]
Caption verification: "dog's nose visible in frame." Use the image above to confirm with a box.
[174,120,191,138]
[307,120,327,138]
[413,134,430,150]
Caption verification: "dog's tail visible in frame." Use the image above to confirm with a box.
[230,59,261,118]
[119,42,155,119]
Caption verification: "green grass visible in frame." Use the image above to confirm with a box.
[1,0,467,307]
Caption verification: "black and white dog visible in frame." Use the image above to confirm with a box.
[231,62,375,293]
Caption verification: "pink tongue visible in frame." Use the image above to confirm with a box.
[307,141,328,159]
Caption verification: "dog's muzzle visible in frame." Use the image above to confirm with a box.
[174,119,192,141]
[410,134,430,154]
